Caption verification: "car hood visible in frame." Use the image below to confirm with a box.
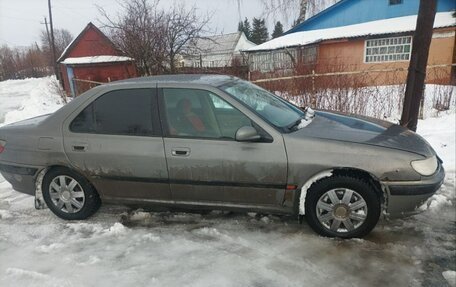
[293,111,434,157]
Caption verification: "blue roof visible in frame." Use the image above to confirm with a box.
[287,0,456,34]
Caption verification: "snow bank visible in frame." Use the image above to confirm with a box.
[0,76,65,126]
[418,113,456,172]
[5,268,73,287]
[417,113,456,214]
[443,270,456,287]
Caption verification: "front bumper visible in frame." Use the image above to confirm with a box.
[0,162,41,195]
[383,164,445,218]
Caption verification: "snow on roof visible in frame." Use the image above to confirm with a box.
[57,35,79,62]
[247,11,456,52]
[194,32,242,54]
[61,55,134,65]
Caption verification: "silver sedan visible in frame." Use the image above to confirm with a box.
[0,75,444,238]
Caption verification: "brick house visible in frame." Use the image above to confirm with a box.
[245,0,456,85]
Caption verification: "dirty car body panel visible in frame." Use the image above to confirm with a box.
[0,75,444,223]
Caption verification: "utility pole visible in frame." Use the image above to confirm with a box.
[48,0,59,80]
[400,0,437,131]
[42,17,51,52]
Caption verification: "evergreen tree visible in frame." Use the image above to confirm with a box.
[271,21,284,38]
[251,18,268,44]
[238,21,244,33]
[292,18,299,28]
[238,17,252,40]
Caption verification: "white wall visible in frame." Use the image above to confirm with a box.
[183,32,257,68]
[235,33,256,52]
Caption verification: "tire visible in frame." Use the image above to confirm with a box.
[42,167,101,220]
[304,175,381,238]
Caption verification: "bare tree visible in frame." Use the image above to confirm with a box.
[40,28,73,66]
[258,0,339,27]
[0,45,17,80]
[97,0,211,75]
[97,0,167,75]
[163,3,212,73]
[0,44,49,80]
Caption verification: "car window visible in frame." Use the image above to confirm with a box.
[70,89,155,136]
[220,80,304,131]
[163,88,252,140]
[70,103,95,133]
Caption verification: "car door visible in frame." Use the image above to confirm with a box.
[158,86,288,207]
[62,86,170,202]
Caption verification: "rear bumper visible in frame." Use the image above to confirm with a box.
[383,164,445,218]
[0,162,41,195]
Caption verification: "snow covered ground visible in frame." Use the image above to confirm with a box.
[0,77,455,287]
[0,77,65,126]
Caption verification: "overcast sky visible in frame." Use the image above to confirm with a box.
[0,0,295,47]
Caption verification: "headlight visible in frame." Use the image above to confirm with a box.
[411,156,438,176]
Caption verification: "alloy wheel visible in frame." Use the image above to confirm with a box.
[316,188,368,233]
[48,175,85,213]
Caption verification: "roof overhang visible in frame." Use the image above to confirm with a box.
[60,55,134,65]
[246,11,456,52]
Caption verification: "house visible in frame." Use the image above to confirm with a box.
[182,32,256,68]
[57,23,137,97]
[245,0,456,85]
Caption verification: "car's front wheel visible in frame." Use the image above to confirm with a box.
[305,175,381,238]
[42,167,101,220]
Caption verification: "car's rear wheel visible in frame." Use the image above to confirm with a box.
[42,167,101,220]
[305,175,381,238]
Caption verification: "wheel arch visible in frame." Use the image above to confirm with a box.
[296,167,386,216]
[40,165,102,219]
[39,164,101,198]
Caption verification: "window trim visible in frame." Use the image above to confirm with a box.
[69,88,162,137]
[157,87,273,143]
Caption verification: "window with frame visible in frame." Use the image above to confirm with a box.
[389,0,403,5]
[70,89,155,136]
[251,46,317,72]
[300,45,317,64]
[365,36,412,63]
[162,88,252,140]
[251,52,273,72]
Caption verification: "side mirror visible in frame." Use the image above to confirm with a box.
[235,126,261,142]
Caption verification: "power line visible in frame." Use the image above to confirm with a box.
[52,5,88,20]
[1,15,41,23]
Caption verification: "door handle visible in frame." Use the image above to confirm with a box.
[171,148,190,157]
[72,144,88,152]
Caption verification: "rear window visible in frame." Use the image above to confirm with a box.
[70,89,155,136]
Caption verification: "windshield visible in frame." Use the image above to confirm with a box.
[219,80,305,130]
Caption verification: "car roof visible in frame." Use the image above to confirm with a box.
[112,74,239,87]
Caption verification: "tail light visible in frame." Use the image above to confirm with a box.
[0,140,5,154]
